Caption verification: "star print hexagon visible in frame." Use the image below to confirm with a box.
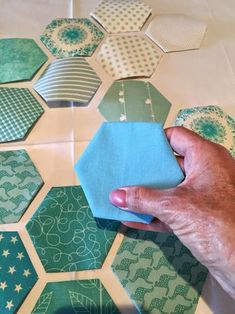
[26,186,119,272]
[91,0,152,33]
[0,88,44,143]
[32,279,120,313]
[0,150,43,224]
[145,14,207,53]
[174,105,235,158]
[98,80,171,123]
[34,58,101,107]
[75,122,184,223]
[0,38,48,83]
[112,228,207,314]
[96,35,162,80]
[0,232,38,314]
[40,18,104,58]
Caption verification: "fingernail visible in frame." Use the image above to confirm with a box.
[109,189,127,208]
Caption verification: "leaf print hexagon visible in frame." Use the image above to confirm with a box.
[32,279,120,314]
[0,38,48,83]
[40,18,104,58]
[98,80,171,123]
[0,150,43,224]
[111,228,208,314]
[174,105,235,158]
[0,232,38,314]
[26,186,119,272]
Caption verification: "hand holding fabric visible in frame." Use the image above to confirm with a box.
[110,126,235,299]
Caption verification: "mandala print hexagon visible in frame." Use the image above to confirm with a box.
[96,35,162,80]
[32,279,120,313]
[0,88,44,143]
[91,0,152,33]
[174,105,235,158]
[0,150,43,224]
[0,232,38,314]
[26,186,119,272]
[40,18,104,58]
[0,38,48,83]
[98,80,171,123]
[112,228,208,314]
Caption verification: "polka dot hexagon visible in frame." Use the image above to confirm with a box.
[91,0,152,33]
[96,35,162,80]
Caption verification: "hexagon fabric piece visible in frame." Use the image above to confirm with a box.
[112,228,208,314]
[98,80,171,123]
[0,150,43,224]
[174,105,235,158]
[96,35,162,80]
[34,58,101,107]
[0,232,38,314]
[0,88,44,143]
[32,279,119,314]
[26,186,119,272]
[91,0,152,34]
[40,18,104,58]
[0,38,48,83]
[75,122,184,223]
[146,14,207,53]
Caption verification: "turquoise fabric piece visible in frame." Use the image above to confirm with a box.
[75,122,184,223]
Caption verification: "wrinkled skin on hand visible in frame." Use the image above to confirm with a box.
[109,126,235,299]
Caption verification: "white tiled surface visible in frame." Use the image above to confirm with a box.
[0,0,235,313]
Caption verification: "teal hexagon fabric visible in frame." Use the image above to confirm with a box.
[0,232,38,314]
[174,105,235,158]
[0,150,43,224]
[0,88,44,143]
[26,186,119,272]
[40,18,104,58]
[112,228,208,314]
[0,38,48,83]
[98,80,171,123]
[32,279,119,314]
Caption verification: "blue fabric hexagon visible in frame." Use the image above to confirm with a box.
[75,122,184,223]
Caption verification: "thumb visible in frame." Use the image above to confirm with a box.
[109,185,190,225]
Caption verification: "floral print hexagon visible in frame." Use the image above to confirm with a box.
[40,18,104,57]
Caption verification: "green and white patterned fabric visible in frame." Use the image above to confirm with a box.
[112,228,208,314]
[34,58,101,107]
[0,232,38,314]
[26,186,119,272]
[98,80,171,123]
[0,150,43,224]
[40,18,104,58]
[0,88,44,143]
[32,279,119,314]
[174,105,235,158]
[0,38,48,84]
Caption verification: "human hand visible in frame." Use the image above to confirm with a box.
[109,126,235,299]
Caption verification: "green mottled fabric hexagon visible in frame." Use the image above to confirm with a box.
[0,150,43,224]
[32,279,120,314]
[112,228,208,314]
[0,87,44,143]
[26,186,120,272]
[0,38,48,83]
[40,18,104,57]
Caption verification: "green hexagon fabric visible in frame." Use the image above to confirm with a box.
[174,105,235,158]
[32,279,119,314]
[98,80,171,123]
[26,186,120,272]
[40,18,104,58]
[0,150,43,224]
[0,232,38,314]
[112,228,208,314]
[0,38,48,83]
[0,88,44,143]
